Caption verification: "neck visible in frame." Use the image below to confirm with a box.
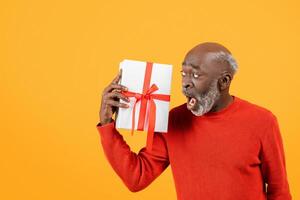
[210,93,233,113]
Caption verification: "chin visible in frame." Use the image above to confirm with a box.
[188,103,205,116]
[190,101,215,116]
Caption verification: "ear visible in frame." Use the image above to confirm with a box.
[218,73,232,90]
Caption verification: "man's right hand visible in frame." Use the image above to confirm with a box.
[99,69,130,125]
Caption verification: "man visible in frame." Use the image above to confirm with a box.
[96,42,292,200]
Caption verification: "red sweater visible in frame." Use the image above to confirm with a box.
[96,96,292,200]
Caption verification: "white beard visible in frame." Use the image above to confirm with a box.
[191,79,221,116]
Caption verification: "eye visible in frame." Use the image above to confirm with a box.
[193,73,200,78]
[180,71,186,76]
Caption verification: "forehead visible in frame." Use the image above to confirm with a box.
[182,52,223,78]
[182,52,212,72]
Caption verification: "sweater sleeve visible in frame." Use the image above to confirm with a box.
[260,114,292,200]
[96,120,170,192]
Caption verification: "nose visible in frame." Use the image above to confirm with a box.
[182,78,193,90]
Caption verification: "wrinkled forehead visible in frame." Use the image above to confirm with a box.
[182,52,219,73]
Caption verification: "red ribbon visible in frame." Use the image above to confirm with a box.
[121,62,170,151]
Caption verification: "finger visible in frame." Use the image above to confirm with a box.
[104,83,128,94]
[107,91,130,102]
[106,99,129,108]
[112,88,121,93]
[111,69,122,84]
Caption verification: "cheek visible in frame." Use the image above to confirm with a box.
[194,80,209,93]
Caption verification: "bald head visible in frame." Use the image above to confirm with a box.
[188,42,232,55]
[184,42,238,76]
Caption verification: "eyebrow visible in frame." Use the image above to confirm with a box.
[182,61,200,70]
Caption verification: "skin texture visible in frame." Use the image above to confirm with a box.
[99,42,235,125]
[181,42,235,114]
[99,69,130,125]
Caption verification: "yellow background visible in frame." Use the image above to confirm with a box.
[1,0,299,199]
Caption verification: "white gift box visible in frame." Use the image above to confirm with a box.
[115,59,173,134]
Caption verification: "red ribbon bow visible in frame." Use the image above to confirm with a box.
[121,62,170,151]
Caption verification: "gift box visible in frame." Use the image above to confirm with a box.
[115,59,173,151]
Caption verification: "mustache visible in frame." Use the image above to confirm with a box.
[181,88,194,97]
[181,88,191,97]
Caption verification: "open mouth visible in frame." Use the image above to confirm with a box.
[186,95,197,110]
